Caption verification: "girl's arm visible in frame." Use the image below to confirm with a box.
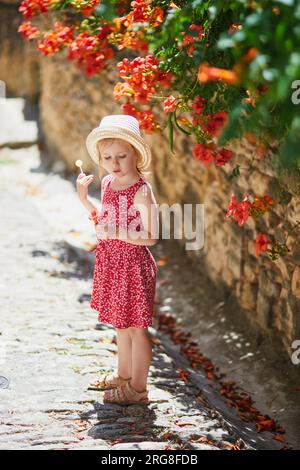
[112,183,159,246]
[76,173,108,213]
[79,195,99,214]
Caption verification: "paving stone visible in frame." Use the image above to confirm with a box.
[111,441,171,450]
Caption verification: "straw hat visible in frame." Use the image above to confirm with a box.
[86,114,151,172]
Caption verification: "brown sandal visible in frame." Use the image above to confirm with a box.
[87,373,131,391]
[103,382,149,406]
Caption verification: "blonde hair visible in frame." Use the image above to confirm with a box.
[97,138,151,178]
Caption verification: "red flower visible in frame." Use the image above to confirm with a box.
[149,6,165,27]
[225,194,252,226]
[67,31,114,77]
[180,23,203,57]
[193,144,214,166]
[121,103,160,133]
[19,0,49,20]
[198,62,240,85]
[80,0,100,17]
[18,21,40,39]
[191,95,206,115]
[37,21,74,56]
[97,24,113,40]
[255,233,271,257]
[203,111,228,137]
[189,24,204,37]
[262,195,275,205]
[139,109,160,133]
[163,95,177,113]
[121,102,140,118]
[115,55,173,105]
[115,0,164,29]
[249,194,276,217]
[214,148,234,167]
[116,30,149,54]
[241,47,259,65]
[228,23,241,35]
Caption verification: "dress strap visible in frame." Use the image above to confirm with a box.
[102,174,113,193]
[135,177,151,195]
[107,175,146,193]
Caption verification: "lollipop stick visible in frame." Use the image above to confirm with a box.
[75,159,84,174]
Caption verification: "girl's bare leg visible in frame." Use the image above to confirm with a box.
[116,328,132,379]
[129,327,152,392]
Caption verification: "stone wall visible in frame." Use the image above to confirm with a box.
[1,2,299,359]
[150,116,300,356]
[39,53,123,175]
[0,1,40,99]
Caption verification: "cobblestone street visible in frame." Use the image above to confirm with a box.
[0,100,284,450]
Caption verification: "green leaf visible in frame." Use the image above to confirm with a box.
[95,0,116,21]
[278,135,300,169]
[174,106,192,135]
[168,113,175,154]
[228,165,241,181]
[218,103,245,145]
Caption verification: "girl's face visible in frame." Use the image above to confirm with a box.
[97,138,139,178]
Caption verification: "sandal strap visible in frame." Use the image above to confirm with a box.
[104,382,149,404]
[116,384,128,402]
[126,382,148,400]
[120,382,148,402]
[106,374,131,387]
[91,374,131,389]
[121,383,134,401]
[91,373,111,388]
[102,374,110,387]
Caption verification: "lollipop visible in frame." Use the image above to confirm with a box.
[75,159,84,174]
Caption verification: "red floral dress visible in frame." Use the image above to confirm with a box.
[90,174,157,329]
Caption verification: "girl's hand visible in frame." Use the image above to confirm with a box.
[76,173,94,201]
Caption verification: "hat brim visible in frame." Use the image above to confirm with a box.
[86,126,151,171]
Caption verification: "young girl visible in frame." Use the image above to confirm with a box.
[76,114,159,406]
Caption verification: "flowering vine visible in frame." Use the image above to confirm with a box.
[17,0,300,259]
